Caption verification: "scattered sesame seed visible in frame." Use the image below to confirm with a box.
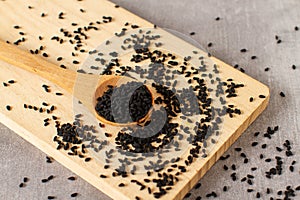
[71,193,78,197]
[259,95,266,98]
[118,183,125,187]
[279,92,285,97]
[68,176,76,181]
[42,52,49,57]
[55,92,63,96]
[6,105,12,111]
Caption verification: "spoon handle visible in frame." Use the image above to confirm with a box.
[0,40,76,93]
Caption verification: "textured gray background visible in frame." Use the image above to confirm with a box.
[1,0,299,199]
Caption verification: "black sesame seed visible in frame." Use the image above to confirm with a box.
[265,158,272,162]
[85,157,91,162]
[292,65,296,70]
[190,32,195,36]
[118,183,125,187]
[42,53,48,57]
[223,165,228,171]
[231,164,236,170]
[259,95,266,98]
[68,176,76,181]
[279,92,285,97]
[71,193,78,197]
[42,179,48,183]
[6,105,12,111]
[256,192,261,198]
[19,183,25,188]
[215,17,220,21]
[23,177,29,182]
[251,167,257,171]
[207,42,213,47]
[184,193,191,198]
[251,56,257,59]
[247,189,254,193]
[240,48,247,53]
[46,156,53,163]
[234,147,242,152]
[104,165,110,169]
[47,175,54,180]
[55,92,63,96]
[100,174,107,178]
[264,67,270,72]
[220,155,230,160]
[105,133,112,137]
[48,196,56,199]
[195,182,202,189]
[252,142,258,147]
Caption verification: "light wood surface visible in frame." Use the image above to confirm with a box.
[0,0,269,200]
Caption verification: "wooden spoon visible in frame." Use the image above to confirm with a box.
[0,40,154,126]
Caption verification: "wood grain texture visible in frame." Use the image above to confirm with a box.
[0,0,272,200]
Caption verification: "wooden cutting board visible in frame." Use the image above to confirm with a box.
[0,0,269,199]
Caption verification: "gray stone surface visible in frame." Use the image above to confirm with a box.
[1,0,299,199]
